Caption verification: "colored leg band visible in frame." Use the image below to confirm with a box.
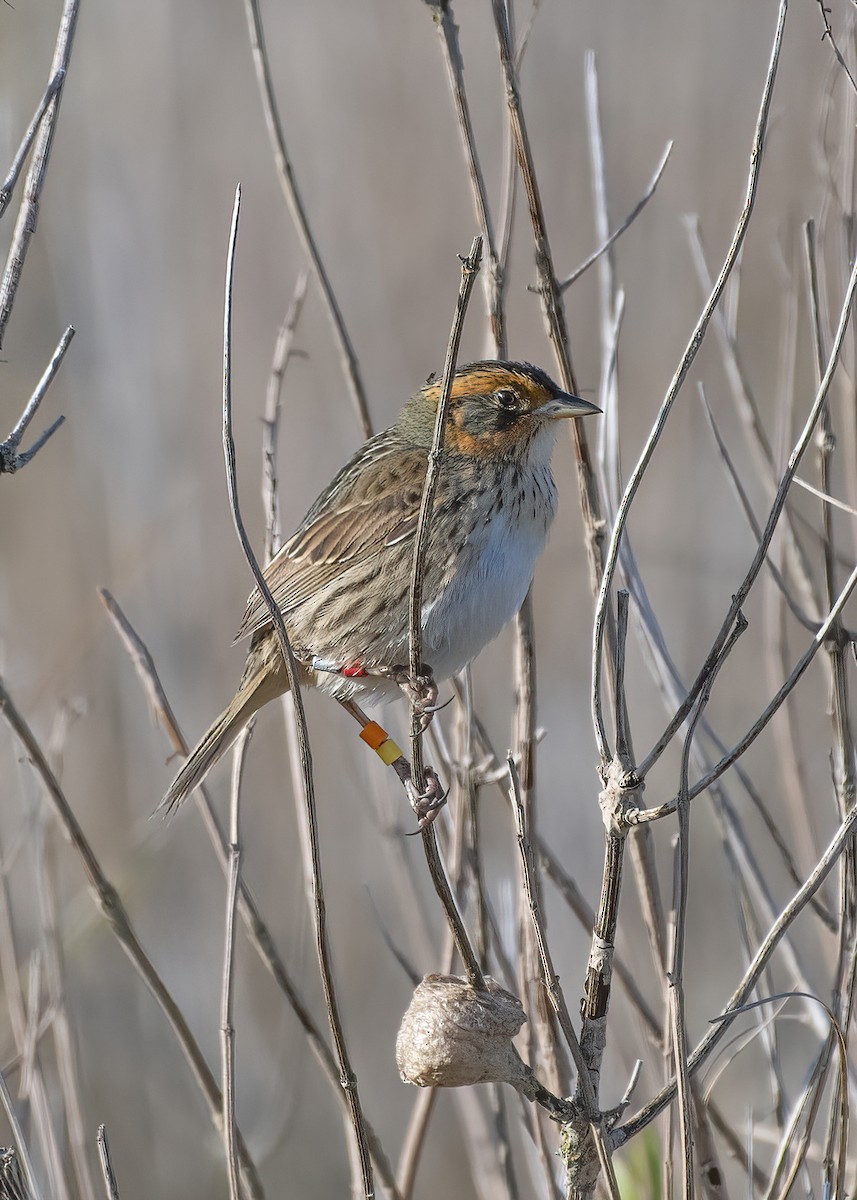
[359,720,404,765]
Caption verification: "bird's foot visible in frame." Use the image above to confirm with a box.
[390,662,439,731]
[402,765,447,830]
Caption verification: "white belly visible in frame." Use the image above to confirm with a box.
[421,497,552,681]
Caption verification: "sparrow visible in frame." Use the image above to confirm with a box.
[162,361,599,812]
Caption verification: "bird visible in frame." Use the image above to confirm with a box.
[162,360,599,813]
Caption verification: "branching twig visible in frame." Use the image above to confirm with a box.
[0,676,266,1199]
[0,0,79,348]
[638,245,857,782]
[592,0,789,763]
[557,140,673,293]
[815,0,857,95]
[0,327,74,476]
[632,554,857,821]
[0,70,66,221]
[616,796,857,1143]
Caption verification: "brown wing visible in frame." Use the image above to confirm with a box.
[234,429,428,641]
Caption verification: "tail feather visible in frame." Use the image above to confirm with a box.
[161,669,285,814]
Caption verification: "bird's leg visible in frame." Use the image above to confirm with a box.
[337,697,447,828]
[387,662,439,731]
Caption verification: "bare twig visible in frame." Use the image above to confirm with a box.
[793,475,857,517]
[0,0,79,347]
[0,677,266,1199]
[558,140,673,292]
[423,1,506,357]
[96,1126,120,1200]
[633,555,857,821]
[668,615,748,1200]
[222,725,253,1200]
[262,272,309,562]
[508,757,596,1114]
[0,1073,41,1200]
[698,384,817,632]
[407,237,486,988]
[0,327,74,476]
[490,0,609,620]
[616,796,857,1143]
[241,0,372,438]
[220,185,374,1198]
[592,0,789,762]
[33,803,97,1200]
[0,70,66,220]
[815,0,857,95]
[98,590,401,1196]
[685,216,823,624]
[638,244,857,782]
[408,235,482,793]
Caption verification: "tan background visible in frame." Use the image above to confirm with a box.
[0,1,852,1196]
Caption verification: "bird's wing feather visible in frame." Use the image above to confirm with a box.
[234,431,428,641]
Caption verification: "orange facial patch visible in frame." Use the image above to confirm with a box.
[423,366,555,411]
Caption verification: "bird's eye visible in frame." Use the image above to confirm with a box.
[494,388,519,411]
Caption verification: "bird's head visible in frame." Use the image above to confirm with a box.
[399,361,600,460]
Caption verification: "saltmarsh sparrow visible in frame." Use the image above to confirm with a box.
[163,361,599,811]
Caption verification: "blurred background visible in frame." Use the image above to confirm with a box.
[1,1,856,1196]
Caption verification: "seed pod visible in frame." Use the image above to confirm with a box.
[396,973,539,1098]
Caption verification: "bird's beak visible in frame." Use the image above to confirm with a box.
[540,393,602,420]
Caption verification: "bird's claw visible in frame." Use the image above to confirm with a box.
[404,766,447,830]
[390,662,439,731]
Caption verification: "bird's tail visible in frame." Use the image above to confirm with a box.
[160,666,286,814]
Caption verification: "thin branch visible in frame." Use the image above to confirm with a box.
[407,237,486,989]
[638,244,857,782]
[396,1086,437,1199]
[0,1071,42,1200]
[669,615,747,1200]
[262,272,309,562]
[423,1,506,356]
[33,788,97,1200]
[793,474,857,517]
[685,216,823,624]
[507,758,598,1118]
[0,0,79,347]
[698,383,817,633]
[558,140,673,292]
[98,590,402,1197]
[616,796,857,1143]
[220,185,374,1198]
[96,1126,120,1200]
[0,676,266,1199]
[408,235,482,792]
[241,0,372,438]
[0,326,74,476]
[490,0,611,635]
[592,0,789,762]
[634,554,857,822]
[815,0,857,95]
[0,70,66,220]
[222,725,253,1200]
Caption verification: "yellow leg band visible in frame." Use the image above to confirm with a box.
[359,721,403,765]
